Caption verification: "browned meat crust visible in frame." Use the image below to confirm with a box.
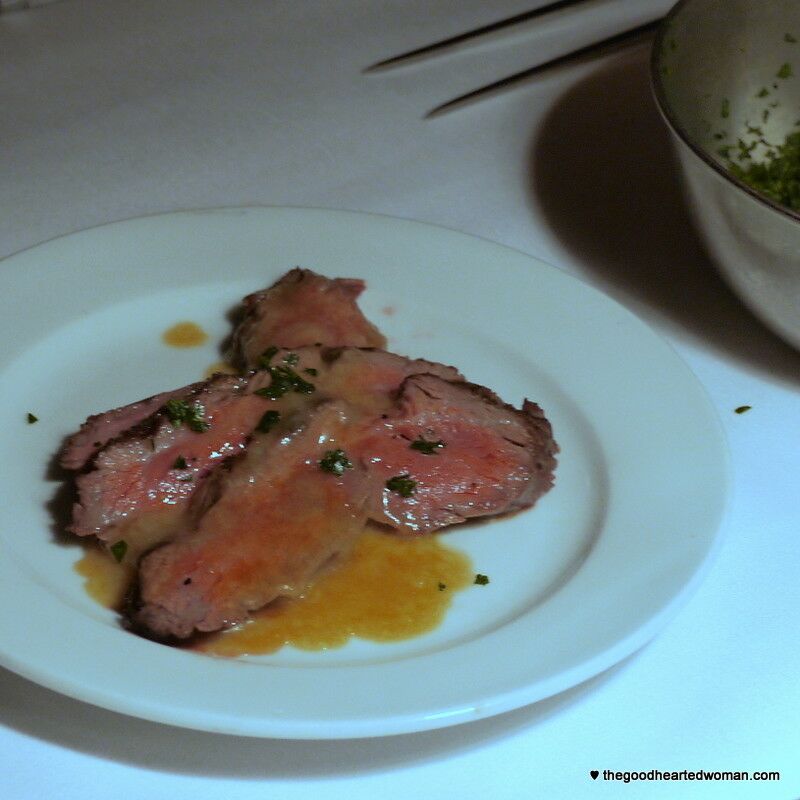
[230,268,387,369]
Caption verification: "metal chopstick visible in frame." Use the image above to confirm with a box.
[365,0,588,72]
[426,17,661,118]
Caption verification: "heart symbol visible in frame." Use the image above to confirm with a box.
[590,770,599,780]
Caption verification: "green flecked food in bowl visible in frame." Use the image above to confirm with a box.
[654,1,800,220]
[728,129,800,211]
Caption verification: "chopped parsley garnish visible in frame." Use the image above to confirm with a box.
[254,365,316,400]
[410,436,446,455]
[474,574,490,586]
[787,33,798,43]
[258,346,279,368]
[386,474,416,497]
[734,405,752,414]
[164,399,210,432]
[777,62,793,79]
[26,412,38,424]
[178,475,194,482]
[319,449,352,476]
[110,540,128,563]
[438,582,447,591]
[173,455,188,469]
[282,352,300,366]
[256,409,281,433]
[721,97,730,118]
[757,87,770,98]
[304,367,318,376]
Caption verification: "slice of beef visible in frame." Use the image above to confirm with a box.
[60,383,203,471]
[352,374,558,534]
[131,400,375,640]
[70,373,260,542]
[69,347,462,545]
[230,268,387,368]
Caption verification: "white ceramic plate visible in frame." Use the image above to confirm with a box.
[0,208,728,739]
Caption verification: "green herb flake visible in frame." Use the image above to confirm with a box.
[173,455,188,469]
[721,97,731,118]
[257,345,279,368]
[282,352,300,366]
[736,138,756,161]
[777,62,793,79]
[178,475,194,482]
[164,399,211,432]
[319,448,353,476]
[786,33,797,44]
[304,367,319,376]
[110,540,128,563]
[187,413,209,432]
[734,405,752,414]
[757,87,770,98]
[437,582,447,591]
[254,365,316,400]
[163,398,188,422]
[256,409,281,433]
[26,412,38,424]
[410,436,446,455]
[474,574,490,586]
[386,474,416,497]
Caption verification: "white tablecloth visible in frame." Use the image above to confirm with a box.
[1,2,798,798]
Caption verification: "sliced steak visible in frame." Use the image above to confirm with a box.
[68,373,262,545]
[230,268,387,368]
[131,401,375,640]
[129,371,557,640]
[69,347,462,545]
[60,384,203,471]
[352,374,558,534]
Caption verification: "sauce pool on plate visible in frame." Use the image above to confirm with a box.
[73,528,473,657]
[162,321,208,348]
[74,547,134,609]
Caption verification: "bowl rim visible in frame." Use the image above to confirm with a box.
[650,0,800,224]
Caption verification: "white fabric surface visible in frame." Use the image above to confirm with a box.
[1,1,798,798]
